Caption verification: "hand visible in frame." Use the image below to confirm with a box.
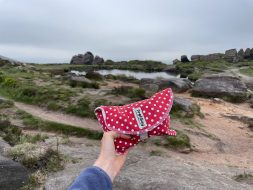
[93,131,130,182]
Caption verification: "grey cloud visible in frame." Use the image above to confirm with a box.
[0,0,253,63]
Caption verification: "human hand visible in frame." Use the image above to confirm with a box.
[93,131,130,182]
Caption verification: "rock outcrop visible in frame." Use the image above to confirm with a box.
[191,54,222,62]
[173,59,180,65]
[181,55,190,63]
[224,49,238,63]
[140,77,192,93]
[92,56,104,65]
[0,55,24,66]
[172,97,201,117]
[244,48,251,59]
[192,74,248,102]
[70,51,105,65]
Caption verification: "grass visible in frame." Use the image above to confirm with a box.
[16,110,103,140]
[0,99,14,109]
[233,172,253,184]
[149,150,163,156]
[239,67,253,77]
[151,130,191,150]
[0,119,48,145]
[110,86,146,100]
[105,74,140,84]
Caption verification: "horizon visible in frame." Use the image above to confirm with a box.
[0,0,253,63]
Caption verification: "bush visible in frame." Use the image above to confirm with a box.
[21,87,38,97]
[65,97,93,117]
[111,86,146,100]
[0,100,14,109]
[3,77,17,87]
[85,71,104,81]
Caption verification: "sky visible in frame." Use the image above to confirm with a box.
[0,0,253,63]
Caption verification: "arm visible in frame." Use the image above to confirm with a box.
[68,131,130,190]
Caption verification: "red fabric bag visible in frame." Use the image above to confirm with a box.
[95,88,176,153]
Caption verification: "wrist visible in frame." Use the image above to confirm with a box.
[93,157,117,182]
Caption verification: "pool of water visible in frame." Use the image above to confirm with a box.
[96,69,179,80]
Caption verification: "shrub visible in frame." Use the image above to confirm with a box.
[111,86,146,100]
[65,97,93,117]
[85,71,104,81]
[3,77,17,87]
[21,87,38,97]
[0,100,14,109]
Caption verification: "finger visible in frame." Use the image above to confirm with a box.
[105,131,131,139]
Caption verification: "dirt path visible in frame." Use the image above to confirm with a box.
[14,102,101,131]
[176,93,253,169]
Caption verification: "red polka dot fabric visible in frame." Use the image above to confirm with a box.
[95,88,176,153]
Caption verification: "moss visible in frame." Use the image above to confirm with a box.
[152,130,191,150]
[149,150,163,156]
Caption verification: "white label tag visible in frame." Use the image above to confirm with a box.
[133,107,147,129]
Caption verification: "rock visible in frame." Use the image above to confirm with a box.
[92,56,104,65]
[172,59,180,65]
[191,54,222,62]
[192,74,248,102]
[191,55,202,62]
[163,65,177,73]
[172,97,201,117]
[140,78,192,93]
[82,52,94,65]
[250,48,253,59]
[70,51,94,65]
[70,76,91,83]
[212,98,224,104]
[222,114,253,129]
[0,97,6,104]
[0,140,29,190]
[155,78,192,93]
[225,49,238,63]
[244,48,251,59]
[238,49,245,61]
[0,55,24,66]
[181,55,190,63]
[140,79,159,95]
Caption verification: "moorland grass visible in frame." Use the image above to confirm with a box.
[16,110,103,140]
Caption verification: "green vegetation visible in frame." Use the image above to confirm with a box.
[85,71,104,81]
[149,150,163,156]
[233,172,253,184]
[151,130,191,150]
[65,97,94,117]
[16,110,103,140]
[0,119,48,146]
[105,74,140,84]
[0,99,14,109]
[21,170,47,190]
[239,67,253,77]
[7,143,64,170]
[69,78,99,89]
[110,86,146,100]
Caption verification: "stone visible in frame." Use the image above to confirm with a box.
[163,65,177,73]
[172,59,180,65]
[155,78,192,93]
[224,49,238,63]
[192,73,248,102]
[92,56,104,65]
[250,48,253,59]
[70,51,94,65]
[172,97,201,117]
[82,52,94,65]
[181,55,190,63]
[238,49,245,61]
[70,76,91,83]
[0,139,29,190]
[0,55,24,66]
[244,48,251,59]
[191,55,202,62]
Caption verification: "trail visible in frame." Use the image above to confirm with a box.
[14,102,101,131]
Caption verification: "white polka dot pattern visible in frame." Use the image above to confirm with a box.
[95,88,176,153]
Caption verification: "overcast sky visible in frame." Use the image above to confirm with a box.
[0,0,253,63]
